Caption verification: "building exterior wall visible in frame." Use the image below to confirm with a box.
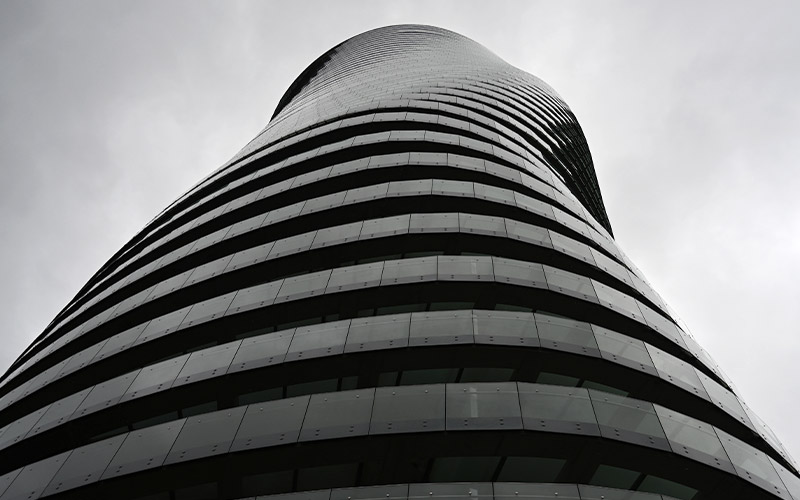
[0,24,797,500]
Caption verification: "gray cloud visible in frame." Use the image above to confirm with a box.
[1,0,798,459]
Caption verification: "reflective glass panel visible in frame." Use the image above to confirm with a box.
[518,383,599,436]
[410,310,474,346]
[228,330,293,373]
[230,396,310,451]
[592,325,657,376]
[72,370,139,419]
[43,434,126,496]
[505,219,552,248]
[388,179,432,197]
[653,404,735,473]
[543,266,599,303]
[299,389,375,441]
[173,341,241,387]
[164,406,247,464]
[27,387,91,437]
[645,345,710,401]
[225,241,275,272]
[267,231,315,260]
[371,384,445,434]
[179,291,237,329]
[100,419,186,479]
[409,213,458,233]
[133,305,192,346]
[716,427,789,497]
[120,354,189,402]
[381,257,437,285]
[589,390,669,451]
[535,313,600,357]
[446,382,522,430]
[493,257,547,289]
[458,213,507,237]
[345,313,410,352]
[591,280,645,323]
[0,405,50,451]
[473,309,538,347]
[285,320,350,362]
[1,451,70,500]
[225,280,283,315]
[438,256,493,281]
[326,263,384,293]
[275,270,331,303]
[311,221,363,249]
[359,215,410,240]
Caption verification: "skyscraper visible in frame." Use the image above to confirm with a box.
[0,23,797,500]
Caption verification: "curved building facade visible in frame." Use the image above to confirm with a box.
[0,25,797,500]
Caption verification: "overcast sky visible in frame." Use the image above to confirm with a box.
[1,0,798,460]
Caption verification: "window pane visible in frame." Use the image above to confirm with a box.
[268,231,315,260]
[27,387,92,437]
[645,345,710,401]
[179,291,237,329]
[73,370,139,419]
[173,342,240,387]
[550,232,596,265]
[225,241,275,272]
[311,221,363,249]
[230,396,309,451]
[388,179,432,197]
[120,354,189,403]
[543,266,598,303]
[164,406,247,464]
[591,280,645,323]
[44,435,126,496]
[371,384,445,434]
[300,389,375,441]
[654,404,735,473]
[225,280,282,315]
[381,257,437,285]
[228,330,293,373]
[101,419,186,479]
[446,382,522,430]
[493,257,547,289]
[409,213,458,233]
[1,451,71,500]
[438,256,493,281]
[326,263,384,293]
[716,427,789,497]
[359,215,410,240]
[286,320,350,361]
[345,313,410,353]
[519,382,599,436]
[589,390,669,451]
[410,310,474,346]
[473,309,538,347]
[275,270,332,303]
[592,325,657,376]
[535,313,600,357]
[505,219,553,248]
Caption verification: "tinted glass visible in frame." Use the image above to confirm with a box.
[72,370,139,419]
[93,323,147,361]
[100,419,186,479]
[345,313,410,352]
[164,406,247,464]
[268,231,315,260]
[458,213,507,237]
[120,354,189,403]
[228,330,293,373]
[493,257,547,289]
[473,309,538,347]
[274,270,331,303]
[409,212,458,233]
[589,390,669,451]
[133,305,192,346]
[225,241,275,272]
[43,434,126,495]
[300,389,375,441]
[543,266,598,303]
[388,179,432,197]
[27,387,91,437]
[591,280,645,323]
[225,280,283,315]
[716,427,789,497]
[230,396,310,451]
[371,384,445,434]
[518,383,599,436]
[592,325,657,376]
[437,256,493,281]
[645,345,709,401]
[653,404,734,473]
[311,221,363,249]
[285,320,350,362]
[179,291,237,329]
[1,451,71,500]
[326,263,384,293]
[359,215,410,240]
[474,183,516,206]
[446,382,522,430]
[696,371,753,430]
[0,405,50,451]
[535,313,600,357]
[505,219,552,248]
[173,341,240,387]
[494,482,580,500]
[381,257,437,285]
[410,310,474,346]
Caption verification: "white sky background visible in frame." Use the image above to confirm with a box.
[1,0,799,459]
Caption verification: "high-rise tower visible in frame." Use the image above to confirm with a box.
[0,25,797,500]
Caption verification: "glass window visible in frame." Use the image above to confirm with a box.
[27,387,92,437]
[345,313,410,353]
[371,384,445,434]
[543,265,599,303]
[359,215,410,241]
[549,232,596,265]
[326,262,384,293]
[147,269,193,301]
[473,183,516,206]
[179,291,237,329]
[120,354,189,402]
[645,345,710,401]
[446,382,522,430]
[292,166,332,188]
[312,221,363,249]
[230,396,309,452]
[1,451,71,500]
[188,227,232,254]
[410,481,494,499]
[591,280,645,323]
[133,305,193,347]
[578,485,659,500]
[73,370,140,419]
[589,248,633,287]
[586,332,656,383]
[0,404,50,451]
[438,255,493,281]
[696,371,754,430]
[285,320,350,362]
[275,490,334,500]
[100,419,186,479]
[225,279,283,316]
[715,427,789,497]
[164,406,247,464]
[553,209,591,239]
[535,313,600,357]
[769,457,800,500]
[485,161,523,185]
[410,310,474,346]
[228,330,293,373]
[381,257,437,285]
[43,434,126,496]
[262,200,305,226]
[387,179,433,197]
[448,153,486,173]
[173,341,241,387]
[458,213,507,237]
[224,241,275,272]
[520,174,556,199]
[387,130,426,142]
[343,183,390,206]
[274,270,331,303]
[0,468,21,498]
[637,302,685,347]
[409,213,458,233]
[505,219,552,248]
[432,179,474,198]
[473,309,538,347]
[493,257,547,289]
[653,404,735,473]
[268,231,316,260]
[589,390,669,451]
[519,382,599,436]
[184,255,235,287]
[515,192,555,220]
[300,388,375,441]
